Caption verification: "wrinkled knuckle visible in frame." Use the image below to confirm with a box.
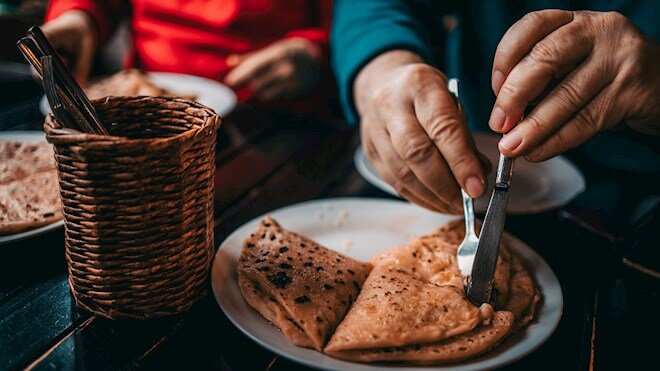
[401,138,434,165]
[370,86,394,105]
[554,83,584,111]
[528,40,558,65]
[403,64,435,85]
[573,107,598,132]
[522,11,546,27]
[394,165,414,182]
[525,115,546,134]
[603,11,627,27]
[426,114,462,143]
[499,82,521,105]
[449,153,473,170]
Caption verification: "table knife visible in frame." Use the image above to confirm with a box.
[466,152,515,305]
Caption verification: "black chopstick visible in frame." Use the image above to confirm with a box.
[42,56,71,128]
[28,26,107,135]
[17,26,109,135]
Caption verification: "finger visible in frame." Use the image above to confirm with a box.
[226,54,248,68]
[373,155,444,213]
[384,110,463,211]
[224,47,280,88]
[490,19,594,133]
[498,58,610,157]
[524,84,621,162]
[412,85,487,199]
[366,119,456,213]
[257,79,296,102]
[252,64,296,101]
[492,10,574,94]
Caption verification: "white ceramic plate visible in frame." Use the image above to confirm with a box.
[354,132,586,214]
[0,131,64,245]
[40,71,237,117]
[211,198,563,371]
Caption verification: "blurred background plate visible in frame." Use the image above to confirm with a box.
[40,71,237,118]
[0,130,64,246]
[212,198,563,371]
[354,132,586,214]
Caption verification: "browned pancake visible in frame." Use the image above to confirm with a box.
[86,69,197,100]
[0,170,63,235]
[325,266,495,353]
[325,311,514,364]
[0,140,55,185]
[372,219,513,309]
[504,255,541,330]
[238,216,372,351]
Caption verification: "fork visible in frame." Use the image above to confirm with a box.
[446,78,479,280]
[457,189,479,279]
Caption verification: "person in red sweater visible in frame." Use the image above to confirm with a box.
[42,0,331,104]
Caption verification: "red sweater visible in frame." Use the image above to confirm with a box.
[46,0,331,82]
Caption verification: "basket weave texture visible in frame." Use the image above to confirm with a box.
[45,96,220,319]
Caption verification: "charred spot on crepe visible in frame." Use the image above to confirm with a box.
[238,216,372,351]
[295,295,311,304]
[267,271,292,288]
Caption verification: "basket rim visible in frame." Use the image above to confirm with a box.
[45,96,220,145]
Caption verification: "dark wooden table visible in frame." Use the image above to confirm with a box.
[0,99,657,371]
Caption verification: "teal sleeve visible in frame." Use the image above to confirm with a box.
[330,0,434,125]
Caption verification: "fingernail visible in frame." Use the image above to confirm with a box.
[465,176,485,198]
[489,106,506,131]
[492,70,505,95]
[500,132,522,152]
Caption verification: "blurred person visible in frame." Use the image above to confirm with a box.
[41,0,331,104]
[331,1,659,213]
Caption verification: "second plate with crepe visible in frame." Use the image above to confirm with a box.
[211,198,563,371]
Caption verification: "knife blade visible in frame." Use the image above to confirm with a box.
[466,152,515,305]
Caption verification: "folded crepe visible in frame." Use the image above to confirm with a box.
[325,266,513,363]
[371,220,513,309]
[504,255,541,330]
[238,216,372,351]
[326,312,514,364]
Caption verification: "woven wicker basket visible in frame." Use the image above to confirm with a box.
[45,96,220,320]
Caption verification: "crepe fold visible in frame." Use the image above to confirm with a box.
[325,266,512,363]
[238,216,372,351]
[325,220,538,364]
[372,220,537,328]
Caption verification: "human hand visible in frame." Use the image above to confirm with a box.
[224,37,322,102]
[41,10,98,84]
[490,10,660,161]
[355,50,490,214]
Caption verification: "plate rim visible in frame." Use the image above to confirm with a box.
[354,133,585,215]
[0,130,64,245]
[40,71,237,117]
[211,197,563,371]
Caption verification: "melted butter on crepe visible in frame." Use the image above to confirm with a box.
[325,266,494,353]
[238,216,371,351]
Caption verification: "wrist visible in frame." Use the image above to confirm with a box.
[354,50,424,115]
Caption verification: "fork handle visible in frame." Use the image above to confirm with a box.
[461,189,476,237]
